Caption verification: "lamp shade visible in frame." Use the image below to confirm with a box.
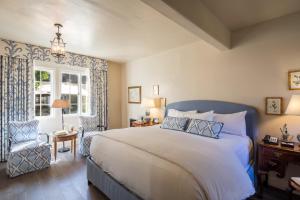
[141,98,155,108]
[285,95,300,115]
[52,99,70,109]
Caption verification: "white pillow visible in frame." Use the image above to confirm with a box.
[167,109,197,118]
[168,109,214,121]
[188,111,214,121]
[212,111,247,137]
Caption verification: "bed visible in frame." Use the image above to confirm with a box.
[87,100,258,200]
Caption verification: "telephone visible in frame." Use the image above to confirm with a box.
[263,135,279,145]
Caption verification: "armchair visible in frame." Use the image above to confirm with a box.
[79,116,107,156]
[6,120,51,177]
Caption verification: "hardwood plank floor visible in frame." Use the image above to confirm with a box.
[0,143,299,200]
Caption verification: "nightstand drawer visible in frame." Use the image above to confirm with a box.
[262,148,286,159]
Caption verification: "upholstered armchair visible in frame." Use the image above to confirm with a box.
[6,120,51,178]
[79,116,107,156]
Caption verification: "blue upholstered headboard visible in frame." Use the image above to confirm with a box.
[165,100,258,142]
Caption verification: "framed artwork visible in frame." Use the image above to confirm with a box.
[128,86,141,104]
[288,70,300,90]
[265,97,283,115]
[153,85,159,96]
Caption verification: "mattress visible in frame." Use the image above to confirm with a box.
[90,127,255,200]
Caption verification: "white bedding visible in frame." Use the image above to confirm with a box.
[90,127,255,200]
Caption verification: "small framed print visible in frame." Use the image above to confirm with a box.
[128,86,141,104]
[153,85,159,96]
[265,97,283,115]
[288,70,300,90]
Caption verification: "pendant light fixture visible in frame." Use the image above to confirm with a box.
[50,23,66,58]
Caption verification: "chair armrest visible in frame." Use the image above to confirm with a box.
[78,126,84,138]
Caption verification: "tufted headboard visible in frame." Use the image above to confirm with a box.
[165,100,258,143]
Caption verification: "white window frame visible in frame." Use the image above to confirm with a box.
[33,66,55,119]
[33,61,90,119]
[60,70,90,116]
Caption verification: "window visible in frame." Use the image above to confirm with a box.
[61,72,89,115]
[34,70,53,117]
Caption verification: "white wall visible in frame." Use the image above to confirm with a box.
[121,12,300,189]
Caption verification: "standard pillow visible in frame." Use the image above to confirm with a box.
[168,109,214,121]
[161,116,189,131]
[9,120,39,144]
[167,109,197,118]
[186,119,223,139]
[212,111,247,137]
[187,111,214,121]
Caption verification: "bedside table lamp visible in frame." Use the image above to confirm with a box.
[141,98,155,116]
[52,99,70,152]
[285,95,300,143]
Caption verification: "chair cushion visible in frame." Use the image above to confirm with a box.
[79,116,99,132]
[9,120,39,144]
[10,140,48,153]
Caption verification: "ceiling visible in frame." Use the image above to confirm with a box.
[0,0,300,62]
[201,0,300,31]
[0,0,198,62]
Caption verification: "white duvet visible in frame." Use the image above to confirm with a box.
[90,127,255,200]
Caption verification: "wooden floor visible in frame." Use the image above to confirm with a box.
[0,144,299,200]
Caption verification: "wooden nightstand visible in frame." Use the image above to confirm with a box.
[131,121,160,127]
[257,142,300,196]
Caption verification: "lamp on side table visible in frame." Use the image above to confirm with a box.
[52,99,70,152]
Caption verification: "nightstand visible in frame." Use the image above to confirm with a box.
[257,142,300,196]
[131,121,160,127]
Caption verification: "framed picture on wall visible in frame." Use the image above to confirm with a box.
[288,70,300,90]
[128,86,141,104]
[153,85,159,96]
[265,97,283,115]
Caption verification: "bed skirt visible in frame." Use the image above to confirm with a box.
[87,156,141,200]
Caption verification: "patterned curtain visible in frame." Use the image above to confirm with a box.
[0,56,32,161]
[90,61,108,130]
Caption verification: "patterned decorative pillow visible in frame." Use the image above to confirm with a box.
[161,116,189,131]
[9,120,39,144]
[186,119,224,139]
[79,116,99,132]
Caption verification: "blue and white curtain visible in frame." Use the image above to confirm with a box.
[90,61,108,130]
[0,38,108,162]
[0,56,31,161]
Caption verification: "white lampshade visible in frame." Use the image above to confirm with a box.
[141,98,155,108]
[141,98,162,108]
[285,95,300,115]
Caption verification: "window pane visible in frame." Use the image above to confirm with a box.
[70,95,78,104]
[70,105,78,114]
[70,75,78,84]
[41,71,50,82]
[61,82,69,94]
[82,96,87,113]
[41,94,50,104]
[81,84,88,96]
[35,70,41,81]
[35,106,40,116]
[70,85,78,94]
[61,94,69,100]
[40,82,51,93]
[81,75,87,84]
[35,94,40,104]
[41,105,50,116]
[35,82,41,92]
[63,108,70,114]
[62,73,69,82]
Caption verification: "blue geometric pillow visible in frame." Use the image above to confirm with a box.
[161,116,189,131]
[186,119,223,139]
[9,120,39,144]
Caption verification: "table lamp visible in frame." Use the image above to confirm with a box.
[285,95,300,143]
[141,98,155,116]
[52,99,70,152]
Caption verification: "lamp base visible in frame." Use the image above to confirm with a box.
[58,147,70,153]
